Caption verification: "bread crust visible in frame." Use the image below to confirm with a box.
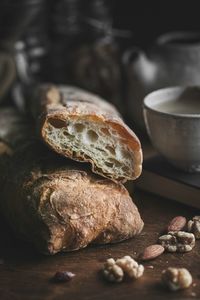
[0,108,144,254]
[31,85,143,183]
[1,143,143,254]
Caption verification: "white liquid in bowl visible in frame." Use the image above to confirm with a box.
[153,98,200,115]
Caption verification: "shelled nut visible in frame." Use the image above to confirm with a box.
[162,267,192,291]
[158,231,195,253]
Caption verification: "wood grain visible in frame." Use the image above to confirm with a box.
[0,189,199,300]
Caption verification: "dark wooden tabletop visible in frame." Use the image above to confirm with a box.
[0,188,199,300]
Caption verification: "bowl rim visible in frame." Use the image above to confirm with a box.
[143,85,200,118]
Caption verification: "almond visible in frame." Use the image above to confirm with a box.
[167,216,186,232]
[139,244,165,261]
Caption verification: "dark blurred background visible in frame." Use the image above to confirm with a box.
[0,0,200,112]
[1,1,199,48]
[112,0,200,47]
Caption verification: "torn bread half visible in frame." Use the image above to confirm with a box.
[0,108,144,254]
[31,85,143,183]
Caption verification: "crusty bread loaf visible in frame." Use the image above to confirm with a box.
[31,85,143,183]
[0,108,144,254]
[2,143,143,254]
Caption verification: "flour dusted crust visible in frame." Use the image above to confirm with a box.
[31,85,143,183]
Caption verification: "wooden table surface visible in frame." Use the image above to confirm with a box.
[0,188,199,300]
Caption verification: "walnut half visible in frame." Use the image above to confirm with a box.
[188,216,200,239]
[162,267,193,291]
[103,256,144,283]
[103,258,124,283]
[158,231,195,252]
[116,256,144,279]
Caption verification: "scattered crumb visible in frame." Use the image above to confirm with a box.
[191,292,196,297]
[52,271,75,283]
[193,283,197,287]
[166,261,169,264]
[140,232,147,237]
[146,265,154,269]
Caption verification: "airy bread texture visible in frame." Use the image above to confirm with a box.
[31,85,143,183]
[0,108,144,254]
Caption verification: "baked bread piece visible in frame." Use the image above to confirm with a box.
[31,85,143,183]
[0,108,144,254]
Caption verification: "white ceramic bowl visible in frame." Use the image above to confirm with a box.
[143,86,200,172]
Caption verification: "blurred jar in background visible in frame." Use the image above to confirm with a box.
[48,0,123,108]
[0,0,45,103]
[14,0,129,111]
[13,0,49,110]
